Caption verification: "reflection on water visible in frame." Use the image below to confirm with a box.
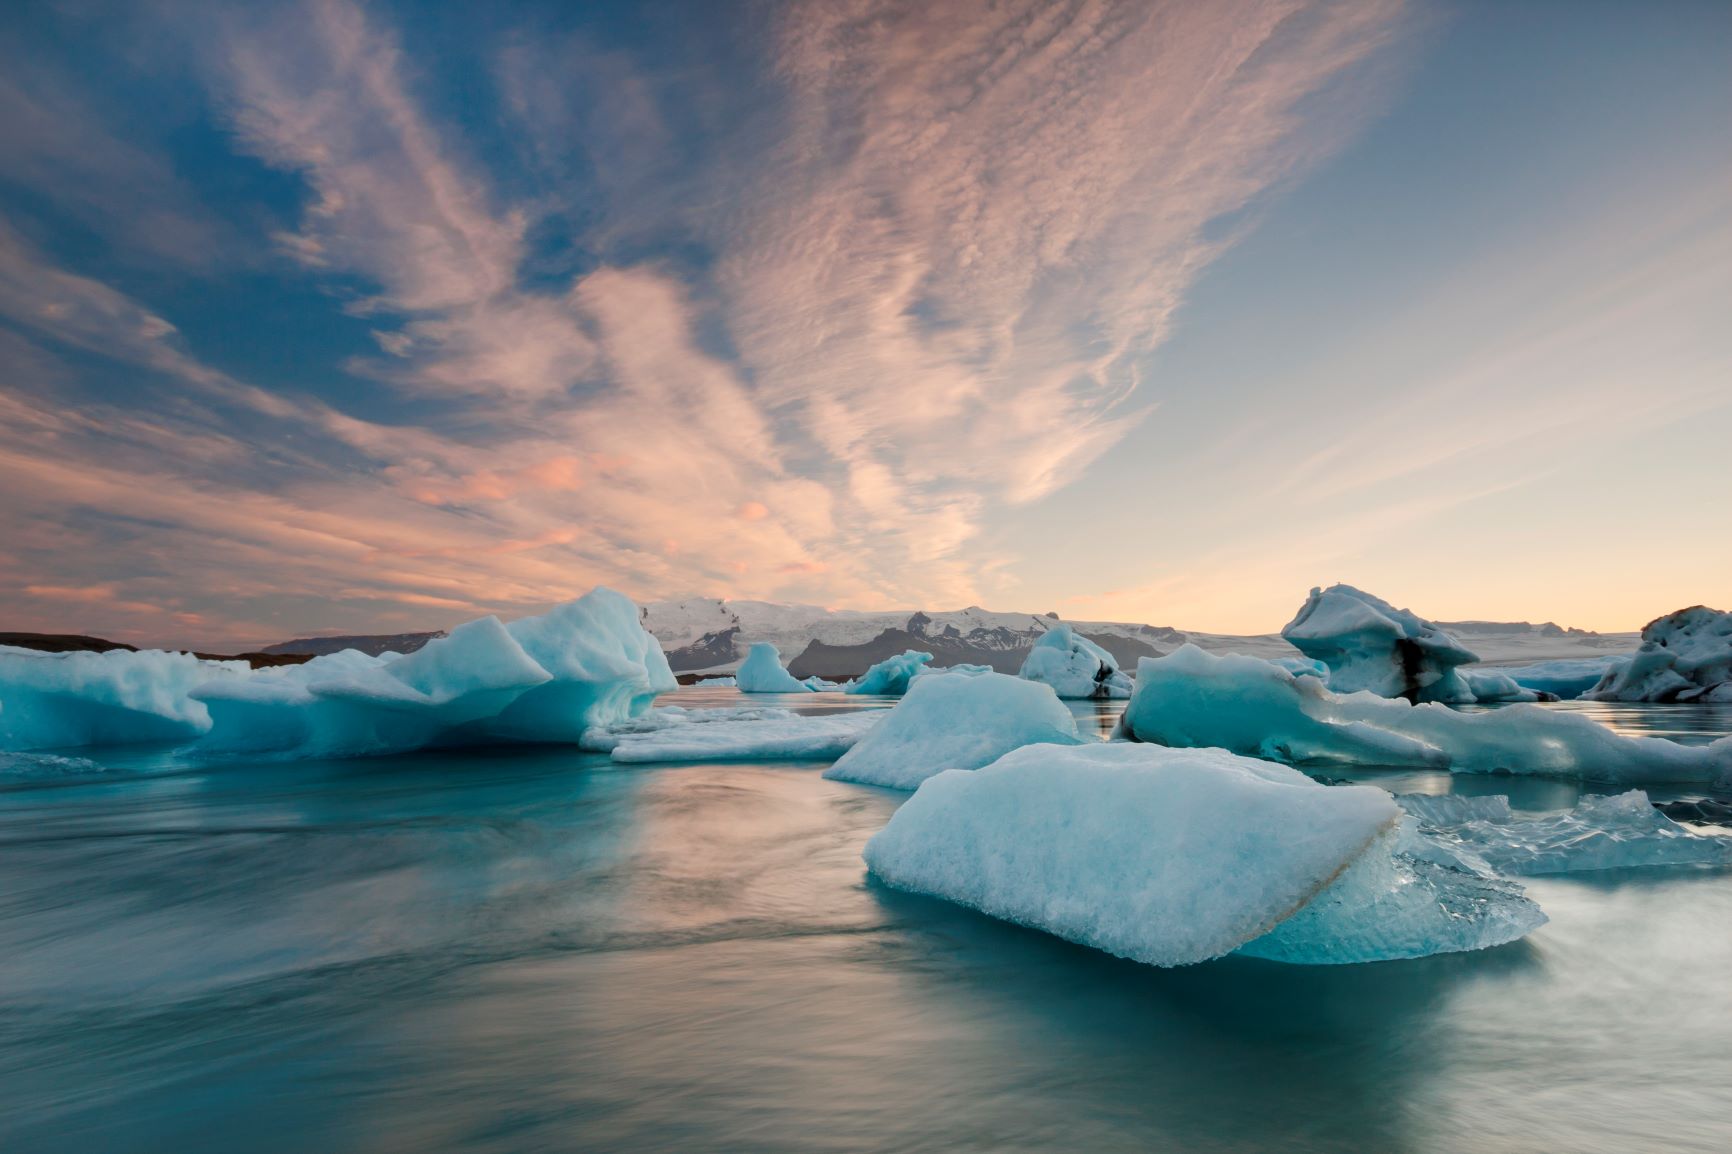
[1,694,1729,1152]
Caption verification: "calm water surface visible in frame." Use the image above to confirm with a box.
[2,691,1729,1153]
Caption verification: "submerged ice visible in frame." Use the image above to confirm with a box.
[1017,626,1132,699]
[1116,645,1732,788]
[824,669,1082,790]
[864,743,1544,967]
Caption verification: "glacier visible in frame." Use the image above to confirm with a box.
[844,649,934,695]
[734,642,815,693]
[864,743,1544,967]
[0,645,246,751]
[1586,606,1732,703]
[1017,625,1132,699]
[1282,584,1537,703]
[1116,645,1732,788]
[192,589,675,757]
[582,705,882,763]
[1397,790,1732,874]
[824,669,1082,790]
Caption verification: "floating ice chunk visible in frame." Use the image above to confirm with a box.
[918,663,993,678]
[845,650,934,695]
[590,706,883,763]
[1017,626,1132,699]
[824,670,1082,790]
[734,643,814,693]
[1485,658,1624,700]
[802,675,843,691]
[1587,606,1732,702]
[1117,645,1732,788]
[695,676,737,687]
[1459,668,1543,703]
[1283,584,1483,702]
[864,742,1542,966]
[0,646,246,751]
[1397,790,1732,874]
[194,588,673,757]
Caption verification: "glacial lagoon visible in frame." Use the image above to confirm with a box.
[2,691,1729,1154]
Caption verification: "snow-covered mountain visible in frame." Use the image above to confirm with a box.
[642,597,1637,678]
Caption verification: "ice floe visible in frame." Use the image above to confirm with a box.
[824,669,1082,790]
[864,742,1544,966]
[582,705,881,763]
[1282,584,1535,703]
[1116,645,1732,788]
[1485,657,1624,700]
[0,646,246,751]
[1017,625,1132,699]
[1397,791,1732,874]
[1586,606,1732,703]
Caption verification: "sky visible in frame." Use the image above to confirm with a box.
[0,0,1727,650]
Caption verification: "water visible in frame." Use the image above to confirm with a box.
[2,694,1730,1153]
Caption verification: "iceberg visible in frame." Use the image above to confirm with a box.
[584,705,883,763]
[0,645,246,750]
[864,743,1544,967]
[1017,626,1132,699]
[1586,606,1732,703]
[734,642,814,693]
[1485,657,1624,700]
[1116,645,1732,788]
[193,588,675,758]
[1397,790,1732,874]
[694,676,737,686]
[844,650,934,695]
[824,670,1082,790]
[1282,584,1535,703]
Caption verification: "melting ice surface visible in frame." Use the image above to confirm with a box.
[2,687,1731,1153]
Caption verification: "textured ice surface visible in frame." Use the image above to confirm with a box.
[193,589,674,757]
[1117,645,1732,788]
[1017,626,1132,699]
[1398,791,1732,874]
[1587,606,1732,703]
[1282,585,1534,702]
[734,643,813,693]
[824,670,1082,790]
[584,706,881,763]
[845,650,934,695]
[1488,658,1624,700]
[0,646,246,751]
[865,743,1542,966]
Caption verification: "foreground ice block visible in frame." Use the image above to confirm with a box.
[1397,790,1732,874]
[0,646,246,750]
[864,743,1544,966]
[1017,626,1132,699]
[1117,645,1732,788]
[584,705,883,763]
[845,650,934,695]
[824,670,1082,790]
[1586,606,1732,703]
[193,588,675,757]
[734,642,814,693]
[1281,584,1533,702]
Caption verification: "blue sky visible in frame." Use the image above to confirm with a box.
[0,0,1726,648]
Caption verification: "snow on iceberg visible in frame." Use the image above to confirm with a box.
[734,642,814,693]
[1282,584,1535,703]
[584,705,882,763]
[824,669,1082,790]
[1116,645,1732,788]
[1017,625,1132,699]
[1586,606,1732,703]
[864,742,1544,967]
[1398,790,1732,875]
[193,588,675,757]
[845,650,934,695]
[0,646,247,751]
